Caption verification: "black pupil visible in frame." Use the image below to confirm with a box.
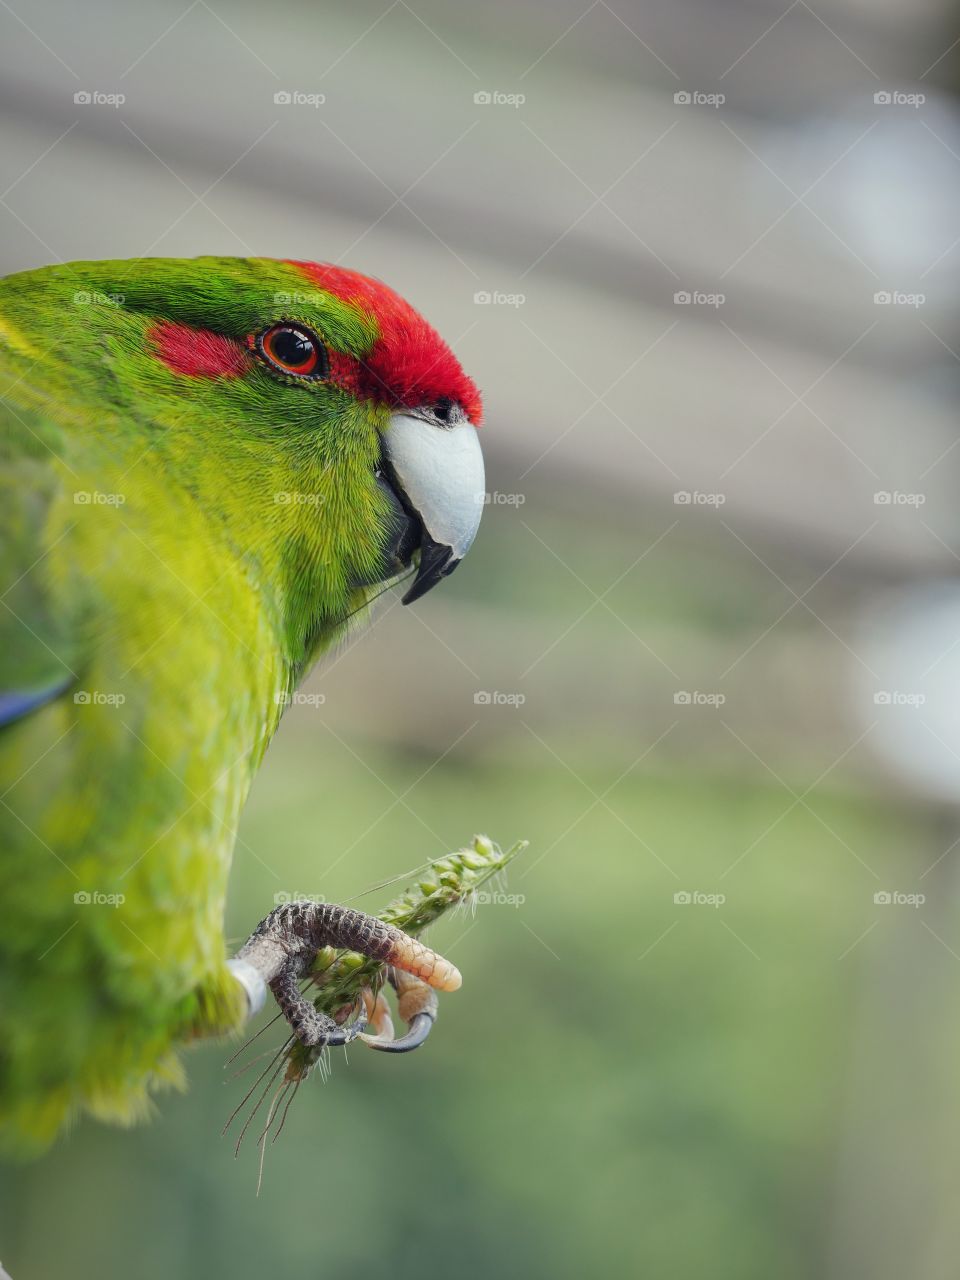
[271,328,313,367]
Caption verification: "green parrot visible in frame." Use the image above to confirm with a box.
[0,256,485,1155]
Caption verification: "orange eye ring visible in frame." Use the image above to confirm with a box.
[255,323,328,380]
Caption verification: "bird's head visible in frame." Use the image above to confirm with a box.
[6,256,484,652]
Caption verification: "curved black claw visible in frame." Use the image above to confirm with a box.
[364,1010,435,1053]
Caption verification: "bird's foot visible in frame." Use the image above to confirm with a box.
[229,900,459,1052]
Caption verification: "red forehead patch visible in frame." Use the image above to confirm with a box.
[149,321,249,379]
[287,261,482,424]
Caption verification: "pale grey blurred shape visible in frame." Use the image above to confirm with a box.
[855,581,960,799]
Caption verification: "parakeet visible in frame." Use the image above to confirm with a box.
[0,256,485,1155]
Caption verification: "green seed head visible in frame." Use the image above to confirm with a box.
[286,836,528,1079]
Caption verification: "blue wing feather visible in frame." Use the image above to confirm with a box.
[0,678,73,728]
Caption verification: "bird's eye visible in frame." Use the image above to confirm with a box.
[255,323,328,380]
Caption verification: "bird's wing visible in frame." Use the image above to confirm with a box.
[0,392,82,726]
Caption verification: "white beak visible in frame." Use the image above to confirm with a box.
[381,411,485,604]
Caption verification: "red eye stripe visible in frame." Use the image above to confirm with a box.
[148,322,249,378]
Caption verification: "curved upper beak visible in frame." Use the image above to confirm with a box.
[380,409,485,605]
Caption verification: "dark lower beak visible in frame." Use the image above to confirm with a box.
[402,535,459,605]
[375,470,460,606]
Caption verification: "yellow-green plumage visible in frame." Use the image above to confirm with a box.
[0,257,451,1153]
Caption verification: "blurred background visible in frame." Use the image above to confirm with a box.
[3,0,960,1276]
